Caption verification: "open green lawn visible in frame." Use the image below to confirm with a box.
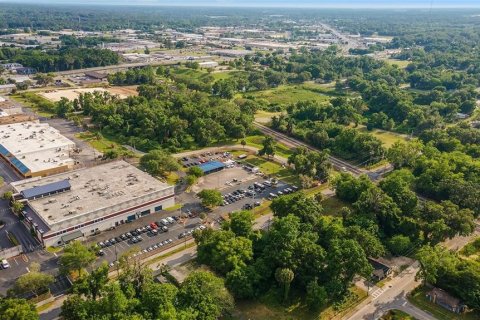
[230,286,367,320]
[171,67,247,82]
[384,59,411,69]
[242,134,293,159]
[408,287,480,320]
[75,131,130,156]
[460,237,480,261]
[245,84,332,105]
[356,125,408,148]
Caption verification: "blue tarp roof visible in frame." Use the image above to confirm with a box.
[21,179,71,199]
[197,161,225,173]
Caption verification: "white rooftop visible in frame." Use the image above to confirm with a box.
[12,161,173,230]
[0,121,75,174]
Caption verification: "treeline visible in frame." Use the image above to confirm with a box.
[59,35,122,47]
[388,139,480,216]
[195,195,374,308]
[0,47,119,72]
[108,66,156,86]
[56,83,254,151]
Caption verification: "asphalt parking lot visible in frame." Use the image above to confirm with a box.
[219,176,295,213]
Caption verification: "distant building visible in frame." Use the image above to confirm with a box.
[16,67,37,75]
[0,84,16,93]
[1,63,23,71]
[11,160,175,247]
[426,287,466,314]
[368,258,392,281]
[198,61,219,68]
[84,71,108,81]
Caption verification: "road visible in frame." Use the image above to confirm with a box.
[346,227,480,320]
[254,122,364,175]
[54,56,216,77]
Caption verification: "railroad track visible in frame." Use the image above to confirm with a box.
[253,122,364,175]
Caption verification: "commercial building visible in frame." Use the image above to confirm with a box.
[11,160,175,247]
[0,121,76,178]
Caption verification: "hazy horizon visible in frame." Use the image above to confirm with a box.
[0,0,478,8]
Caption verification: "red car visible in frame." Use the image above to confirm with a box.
[150,222,158,229]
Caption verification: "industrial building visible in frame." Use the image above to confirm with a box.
[0,121,76,178]
[11,160,175,247]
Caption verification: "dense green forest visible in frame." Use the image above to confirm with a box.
[0,46,119,72]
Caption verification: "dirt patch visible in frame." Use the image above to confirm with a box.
[38,86,138,102]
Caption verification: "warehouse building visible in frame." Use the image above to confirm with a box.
[0,121,76,178]
[11,160,175,247]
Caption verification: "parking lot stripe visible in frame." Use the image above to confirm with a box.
[13,257,18,265]
[26,267,30,273]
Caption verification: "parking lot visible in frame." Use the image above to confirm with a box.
[84,209,207,267]
[219,176,296,213]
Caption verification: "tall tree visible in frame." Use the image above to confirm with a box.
[59,241,96,277]
[275,268,294,302]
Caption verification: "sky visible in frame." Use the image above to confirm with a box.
[0,0,478,8]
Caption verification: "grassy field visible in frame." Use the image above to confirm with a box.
[408,287,480,320]
[76,131,123,153]
[384,59,411,69]
[355,125,408,148]
[254,110,284,124]
[171,67,246,82]
[245,84,332,105]
[242,134,293,159]
[380,309,417,320]
[230,286,367,320]
[11,92,57,117]
[459,237,480,261]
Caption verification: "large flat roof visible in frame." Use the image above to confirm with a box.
[12,160,173,230]
[0,121,75,174]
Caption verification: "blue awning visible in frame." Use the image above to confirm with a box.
[21,179,71,199]
[197,161,225,174]
[0,144,10,157]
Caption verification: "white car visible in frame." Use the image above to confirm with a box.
[166,217,175,224]
[1,259,10,269]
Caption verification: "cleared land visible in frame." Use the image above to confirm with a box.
[356,125,408,148]
[39,86,138,102]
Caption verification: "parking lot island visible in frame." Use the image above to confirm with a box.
[10,160,175,247]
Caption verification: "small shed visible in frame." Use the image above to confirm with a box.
[426,287,466,314]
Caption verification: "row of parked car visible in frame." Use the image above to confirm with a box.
[178,225,206,239]
[267,186,298,200]
[97,216,178,249]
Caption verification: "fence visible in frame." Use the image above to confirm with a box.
[0,244,23,259]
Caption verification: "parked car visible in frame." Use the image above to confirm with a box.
[1,259,10,269]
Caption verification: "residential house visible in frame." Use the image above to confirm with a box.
[426,287,466,314]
